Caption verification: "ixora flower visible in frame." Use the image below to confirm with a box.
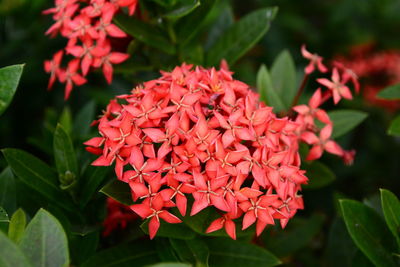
[43,0,136,99]
[86,60,358,240]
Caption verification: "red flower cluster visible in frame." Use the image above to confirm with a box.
[43,0,136,99]
[103,197,138,236]
[335,43,400,111]
[86,63,310,239]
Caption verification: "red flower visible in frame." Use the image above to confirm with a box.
[317,68,353,104]
[301,45,328,74]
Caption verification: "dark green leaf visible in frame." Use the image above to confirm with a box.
[206,237,281,267]
[176,0,218,45]
[59,107,73,136]
[377,83,400,100]
[70,231,99,265]
[100,179,133,205]
[206,7,278,66]
[19,209,70,267]
[303,161,336,190]
[73,101,96,138]
[205,3,234,50]
[388,115,400,137]
[2,148,75,212]
[54,124,78,178]
[170,237,209,266]
[8,208,26,243]
[263,214,325,257]
[163,0,200,19]
[82,240,159,267]
[79,165,110,208]
[146,263,191,267]
[155,238,180,262]
[257,64,285,113]
[328,110,368,138]
[0,231,32,267]
[114,15,175,54]
[140,219,196,240]
[340,199,397,266]
[0,64,24,116]
[380,189,400,246]
[270,50,297,110]
[0,207,9,233]
[0,167,16,214]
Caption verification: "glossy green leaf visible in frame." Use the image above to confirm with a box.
[163,0,200,19]
[8,208,26,243]
[340,199,397,267]
[140,219,196,240]
[100,179,133,205]
[155,238,180,262]
[204,3,233,50]
[270,50,297,110]
[82,240,159,267]
[303,161,336,190]
[380,189,400,246]
[114,15,175,54]
[377,83,400,100]
[206,237,281,267]
[257,64,285,113]
[2,148,75,212]
[170,237,209,266]
[176,0,217,44]
[59,106,73,136]
[0,231,32,267]
[73,101,96,138]
[388,115,400,137]
[79,165,110,208]
[19,209,70,267]
[0,207,9,233]
[0,167,16,214]
[263,214,325,257]
[327,110,368,138]
[54,124,78,178]
[206,7,278,66]
[0,64,24,116]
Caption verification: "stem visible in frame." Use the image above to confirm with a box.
[291,74,309,108]
[166,20,177,44]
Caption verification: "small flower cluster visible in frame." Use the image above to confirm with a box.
[103,197,138,236]
[295,46,358,164]
[335,43,400,111]
[43,0,136,99]
[86,63,309,239]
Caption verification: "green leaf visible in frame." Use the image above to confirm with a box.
[82,240,159,267]
[8,208,26,243]
[388,115,400,137]
[100,179,133,205]
[73,101,96,138]
[176,0,218,45]
[19,209,70,267]
[303,161,336,190]
[0,207,9,233]
[2,148,75,212]
[170,237,209,266]
[327,110,368,138]
[206,237,281,267]
[0,64,24,116]
[256,64,285,113]
[70,231,99,265]
[206,7,278,66]
[155,238,180,262]
[0,167,16,214]
[204,3,233,50]
[140,219,196,240]
[262,214,325,257]
[79,165,110,208]
[54,124,78,180]
[380,189,400,246]
[114,15,175,54]
[0,231,32,267]
[59,106,73,136]
[270,50,297,110]
[146,263,191,267]
[163,0,200,19]
[377,83,400,100]
[339,199,397,267]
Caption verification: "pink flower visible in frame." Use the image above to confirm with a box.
[317,68,353,104]
[301,45,328,74]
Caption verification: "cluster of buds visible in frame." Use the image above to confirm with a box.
[43,0,137,99]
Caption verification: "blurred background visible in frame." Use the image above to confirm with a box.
[1,0,400,265]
